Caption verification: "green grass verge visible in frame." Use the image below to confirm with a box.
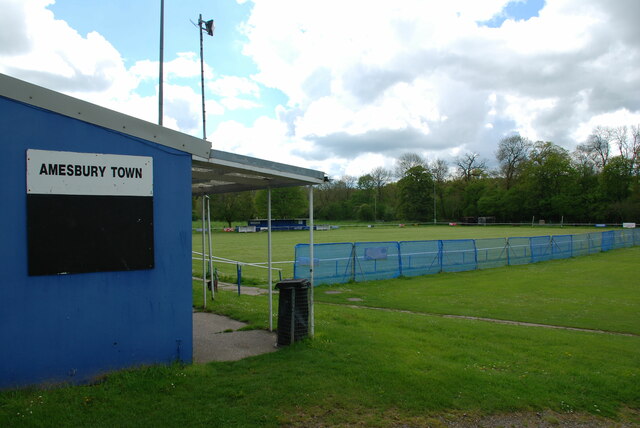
[315,246,640,335]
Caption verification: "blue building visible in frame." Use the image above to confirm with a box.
[0,74,325,388]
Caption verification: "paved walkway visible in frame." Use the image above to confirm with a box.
[192,312,278,363]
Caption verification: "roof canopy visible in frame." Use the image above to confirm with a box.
[0,73,326,194]
[192,150,326,195]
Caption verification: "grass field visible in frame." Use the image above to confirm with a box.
[192,224,618,283]
[3,246,638,427]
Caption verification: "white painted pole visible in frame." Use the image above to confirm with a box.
[201,197,207,308]
[206,196,214,300]
[267,188,273,331]
[309,185,315,338]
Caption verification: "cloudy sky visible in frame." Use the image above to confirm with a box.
[1,0,639,177]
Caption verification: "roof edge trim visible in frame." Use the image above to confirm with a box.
[0,73,211,158]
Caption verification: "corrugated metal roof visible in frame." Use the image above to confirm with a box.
[192,150,326,194]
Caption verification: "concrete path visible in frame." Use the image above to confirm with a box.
[192,312,278,363]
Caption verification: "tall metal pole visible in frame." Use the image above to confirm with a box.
[433,180,436,224]
[308,186,315,338]
[158,0,164,125]
[198,14,207,140]
[267,188,273,331]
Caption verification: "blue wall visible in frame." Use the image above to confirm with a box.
[0,96,193,388]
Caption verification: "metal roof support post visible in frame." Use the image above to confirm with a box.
[201,197,207,308]
[308,185,315,337]
[268,187,273,331]
[206,195,214,300]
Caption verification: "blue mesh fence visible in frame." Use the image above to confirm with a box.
[354,241,401,282]
[294,230,639,285]
[551,235,573,260]
[588,232,604,253]
[507,237,531,265]
[530,235,552,263]
[614,230,634,248]
[441,240,477,272]
[293,242,354,285]
[572,233,590,257]
[602,231,615,251]
[475,238,508,270]
[399,240,441,277]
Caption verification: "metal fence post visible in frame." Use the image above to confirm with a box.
[236,263,242,295]
[397,242,403,277]
[351,243,356,282]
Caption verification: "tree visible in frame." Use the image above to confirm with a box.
[496,135,531,189]
[357,174,375,192]
[254,187,306,219]
[429,158,448,220]
[397,166,434,221]
[429,158,449,183]
[455,152,487,181]
[315,176,358,220]
[209,191,255,227]
[599,156,633,203]
[395,152,427,179]
[370,166,392,201]
[631,125,640,174]
[518,141,578,221]
[576,126,611,170]
[611,126,629,158]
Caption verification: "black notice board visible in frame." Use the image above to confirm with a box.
[27,194,154,276]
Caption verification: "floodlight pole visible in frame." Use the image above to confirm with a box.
[158,0,164,126]
[433,180,436,224]
[198,14,207,140]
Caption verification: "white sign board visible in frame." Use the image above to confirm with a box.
[27,149,153,196]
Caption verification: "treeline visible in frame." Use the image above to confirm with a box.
[197,125,640,225]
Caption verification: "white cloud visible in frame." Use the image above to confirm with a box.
[0,0,129,94]
[208,75,262,111]
[239,0,640,172]
[130,53,212,82]
[2,0,640,177]
[208,75,260,98]
[220,98,261,110]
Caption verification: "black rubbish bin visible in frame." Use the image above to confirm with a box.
[275,278,310,346]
